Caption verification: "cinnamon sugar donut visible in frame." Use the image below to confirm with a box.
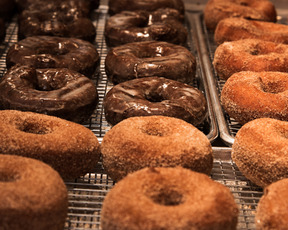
[221,71,288,125]
[105,41,196,84]
[104,77,207,126]
[215,18,288,44]
[232,118,288,188]
[104,9,187,47]
[108,0,185,15]
[255,178,288,229]
[204,0,277,31]
[0,65,98,123]
[0,110,101,179]
[101,116,213,182]
[101,167,239,230]
[6,36,100,78]
[213,39,288,80]
[0,154,68,230]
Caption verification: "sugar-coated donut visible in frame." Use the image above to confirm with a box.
[255,178,288,229]
[104,9,187,47]
[6,36,100,78]
[0,154,68,230]
[108,0,185,15]
[0,110,101,179]
[214,18,288,44]
[101,167,239,230]
[0,65,98,123]
[204,0,277,31]
[232,118,288,188]
[213,39,288,80]
[18,1,96,42]
[105,41,196,84]
[104,77,207,126]
[221,71,288,125]
[101,116,213,182]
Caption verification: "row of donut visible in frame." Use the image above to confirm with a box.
[204,0,288,126]
[0,109,234,229]
[204,0,288,229]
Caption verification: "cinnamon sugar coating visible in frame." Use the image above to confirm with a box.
[101,116,213,182]
[232,118,288,188]
[0,110,101,179]
[221,71,288,125]
[213,39,288,80]
[204,0,276,31]
[215,18,288,44]
[101,167,238,230]
[0,154,68,230]
[255,179,288,229]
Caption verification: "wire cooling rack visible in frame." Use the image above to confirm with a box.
[64,147,263,230]
[0,4,265,230]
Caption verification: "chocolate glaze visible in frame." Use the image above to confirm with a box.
[0,65,99,123]
[18,0,96,42]
[6,36,100,78]
[108,0,185,15]
[104,8,187,47]
[103,77,207,126]
[105,41,196,84]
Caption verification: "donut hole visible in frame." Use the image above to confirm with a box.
[145,92,165,103]
[0,171,20,182]
[260,78,287,94]
[37,46,70,56]
[149,188,183,206]
[239,2,249,6]
[141,122,169,137]
[250,49,260,56]
[18,120,52,135]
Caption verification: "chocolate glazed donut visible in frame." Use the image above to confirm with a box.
[18,0,96,42]
[105,41,196,84]
[103,77,207,126]
[104,8,187,47]
[0,65,98,123]
[6,36,100,78]
[108,0,185,15]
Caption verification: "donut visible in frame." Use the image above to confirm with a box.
[103,77,207,126]
[105,41,196,84]
[101,167,239,230]
[221,71,288,125]
[0,154,68,230]
[213,39,288,80]
[232,118,288,188]
[214,18,288,45]
[18,1,96,42]
[0,110,101,179]
[0,65,99,123]
[104,9,187,47]
[255,178,288,229]
[108,0,185,15]
[6,36,100,78]
[101,116,213,182]
[204,0,277,31]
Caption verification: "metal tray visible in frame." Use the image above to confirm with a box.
[65,147,263,230]
[195,12,288,146]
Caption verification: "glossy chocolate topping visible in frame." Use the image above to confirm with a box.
[0,65,98,123]
[18,0,96,42]
[108,0,185,15]
[104,77,207,126]
[104,8,187,47]
[6,36,100,78]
